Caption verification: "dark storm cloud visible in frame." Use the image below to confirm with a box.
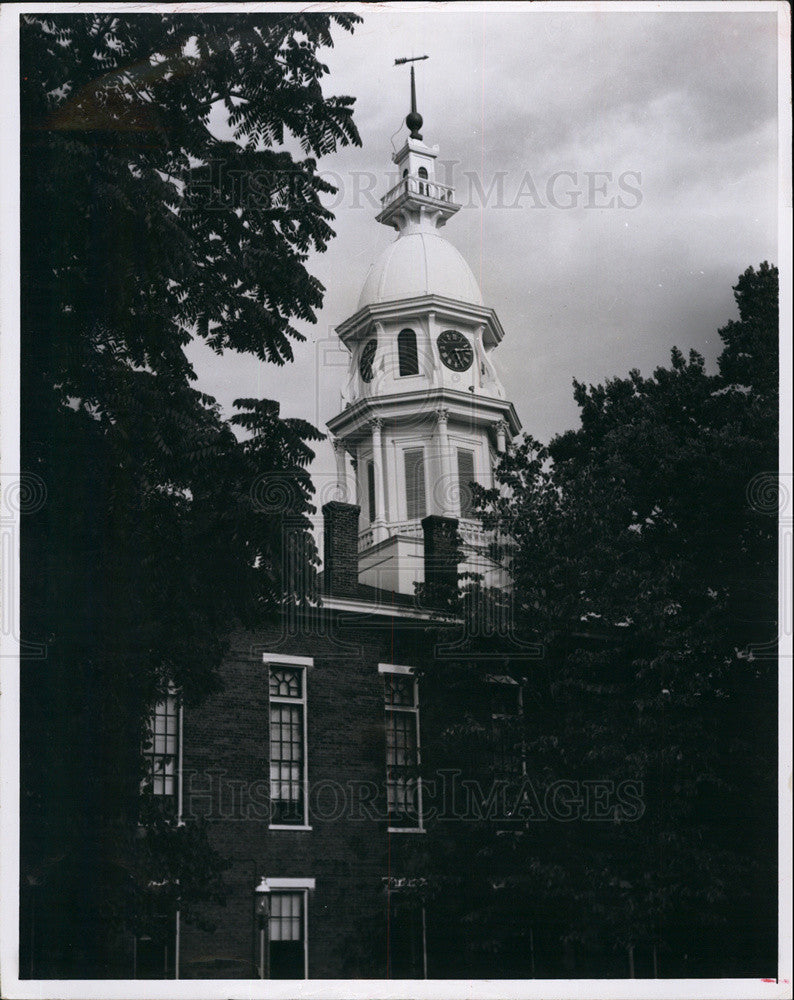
[185,7,779,478]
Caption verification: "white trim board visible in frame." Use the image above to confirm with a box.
[261,653,314,666]
[262,878,316,890]
[378,662,416,674]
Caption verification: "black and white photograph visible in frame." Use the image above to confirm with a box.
[0,2,791,996]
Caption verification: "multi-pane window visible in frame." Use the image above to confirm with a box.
[383,670,422,829]
[269,892,305,978]
[404,448,426,521]
[489,677,525,787]
[269,666,306,826]
[397,329,419,376]
[456,449,476,518]
[144,694,178,798]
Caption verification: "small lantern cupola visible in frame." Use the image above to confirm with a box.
[377,57,459,234]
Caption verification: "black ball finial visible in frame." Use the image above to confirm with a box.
[406,110,423,140]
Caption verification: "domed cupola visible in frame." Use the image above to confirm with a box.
[326,60,521,595]
[358,232,483,310]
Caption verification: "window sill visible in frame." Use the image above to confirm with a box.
[387,826,425,834]
[269,824,313,831]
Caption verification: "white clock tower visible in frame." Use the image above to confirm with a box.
[327,68,521,595]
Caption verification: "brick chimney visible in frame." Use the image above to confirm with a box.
[322,501,361,599]
[421,514,461,608]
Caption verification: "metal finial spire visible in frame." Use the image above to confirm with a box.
[395,55,428,140]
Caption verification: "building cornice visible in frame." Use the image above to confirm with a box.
[336,294,506,349]
[327,387,522,441]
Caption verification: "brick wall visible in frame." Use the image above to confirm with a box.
[179,608,435,978]
[322,501,361,599]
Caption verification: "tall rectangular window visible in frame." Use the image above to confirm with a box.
[269,892,306,978]
[144,693,179,799]
[367,460,376,522]
[489,677,525,786]
[134,912,176,979]
[383,669,422,830]
[404,448,426,520]
[269,665,307,826]
[456,449,475,518]
[387,892,426,978]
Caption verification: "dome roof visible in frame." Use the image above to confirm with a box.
[358,231,482,310]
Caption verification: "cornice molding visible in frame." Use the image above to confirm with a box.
[327,388,521,440]
[336,294,506,349]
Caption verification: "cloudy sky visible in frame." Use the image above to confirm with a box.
[186,5,780,509]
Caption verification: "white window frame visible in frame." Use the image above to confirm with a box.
[261,877,315,979]
[143,686,183,809]
[265,654,313,831]
[379,663,424,834]
[177,698,184,822]
[141,687,185,977]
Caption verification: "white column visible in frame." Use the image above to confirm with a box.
[495,419,508,454]
[472,325,486,391]
[369,417,388,542]
[351,452,360,508]
[332,437,348,501]
[435,407,454,515]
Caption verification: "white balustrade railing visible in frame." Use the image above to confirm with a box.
[381,175,456,209]
[359,517,490,552]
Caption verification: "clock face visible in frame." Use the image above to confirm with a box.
[437,330,474,372]
[359,339,377,382]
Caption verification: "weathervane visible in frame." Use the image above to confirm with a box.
[395,55,428,140]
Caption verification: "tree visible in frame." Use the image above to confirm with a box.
[19,12,360,976]
[419,263,779,977]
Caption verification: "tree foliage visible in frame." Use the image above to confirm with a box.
[20,12,360,976]
[419,263,779,977]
